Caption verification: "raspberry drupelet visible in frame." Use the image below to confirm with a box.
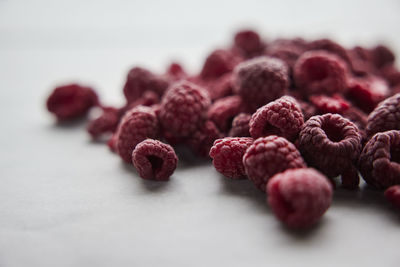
[384,185,400,209]
[87,107,120,139]
[249,96,304,141]
[359,130,400,189]
[132,139,178,181]
[209,137,254,179]
[243,136,306,191]
[234,56,289,111]
[200,49,242,80]
[229,113,251,137]
[267,168,333,229]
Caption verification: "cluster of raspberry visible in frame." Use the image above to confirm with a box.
[46,30,400,229]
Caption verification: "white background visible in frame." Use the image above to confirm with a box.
[0,0,400,266]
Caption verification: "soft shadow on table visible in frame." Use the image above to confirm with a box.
[48,115,89,130]
[174,145,211,169]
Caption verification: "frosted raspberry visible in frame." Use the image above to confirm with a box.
[293,51,348,96]
[229,113,251,137]
[359,130,400,189]
[115,106,159,162]
[366,93,400,137]
[200,49,242,80]
[299,114,362,183]
[187,120,222,157]
[243,136,306,191]
[342,107,368,141]
[347,46,376,76]
[208,95,246,133]
[249,96,304,141]
[307,38,351,64]
[233,29,264,58]
[159,81,211,138]
[370,45,395,69]
[266,38,307,70]
[132,139,178,181]
[209,137,254,179]
[46,84,98,121]
[267,168,333,228]
[309,94,350,114]
[206,73,234,101]
[384,185,400,209]
[234,56,289,111]
[87,107,119,139]
[296,99,317,121]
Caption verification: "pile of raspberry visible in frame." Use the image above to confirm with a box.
[46,30,400,229]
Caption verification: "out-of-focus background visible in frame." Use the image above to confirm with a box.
[0,1,399,267]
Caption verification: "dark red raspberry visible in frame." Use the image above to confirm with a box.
[243,136,306,191]
[309,94,350,114]
[293,51,348,96]
[342,107,368,141]
[209,137,254,179]
[380,64,400,87]
[233,29,264,58]
[307,38,351,64]
[200,49,242,80]
[123,67,169,103]
[159,81,211,138]
[46,84,98,121]
[132,139,178,181]
[208,95,246,133]
[347,46,376,76]
[249,96,304,141]
[115,106,159,163]
[187,120,223,157]
[206,73,234,101]
[359,130,400,189]
[234,56,289,111]
[267,168,333,228]
[166,62,187,81]
[370,45,395,69]
[296,99,317,121]
[366,93,400,137]
[266,38,307,70]
[87,107,119,139]
[108,133,118,153]
[384,185,400,209]
[229,113,251,137]
[299,114,362,184]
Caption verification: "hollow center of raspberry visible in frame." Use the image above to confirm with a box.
[263,123,282,136]
[305,61,329,81]
[390,146,400,163]
[147,155,164,173]
[322,123,344,142]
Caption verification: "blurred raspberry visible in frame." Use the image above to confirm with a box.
[200,49,242,80]
[342,107,368,141]
[266,38,307,70]
[309,94,350,114]
[87,107,119,139]
[384,185,400,209]
[229,113,251,137]
[380,64,400,87]
[347,46,376,76]
[370,45,395,69]
[307,38,351,64]
[166,62,187,81]
[233,29,264,58]
[296,99,318,121]
[187,120,223,157]
[206,73,234,101]
[208,95,246,133]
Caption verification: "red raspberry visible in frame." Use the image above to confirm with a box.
[166,62,187,81]
[229,113,251,137]
[87,107,120,139]
[132,139,178,181]
[296,99,317,121]
[159,81,211,138]
[384,185,400,209]
[46,84,98,121]
[206,73,234,101]
[342,107,368,142]
[187,120,223,157]
[267,168,333,228]
[243,136,306,191]
[366,93,400,137]
[233,29,264,58]
[307,38,351,64]
[209,137,254,179]
[249,96,304,141]
[299,114,362,184]
[108,133,118,153]
[115,106,159,163]
[208,95,246,133]
[359,130,400,189]
[293,51,348,96]
[347,46,376,76]
[123,67,169,103]
[380,64,400,87]
[200,49,242,80]
[370,45,395,69]
[234,56,289,111]
[266,38,307,70]
[309,94,350,114]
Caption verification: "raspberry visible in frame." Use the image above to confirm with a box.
[384,185,400,209]
[206,73,234,101]
[200,49,242,80]
[166,62,187,81]
[243,136,306,191]
[132,139,178,181]
[208,95,246,133]
[370,45,395,69]
[233,30,264,58]
[187,120,222,157]
[296,99,317,121]
[249,96,304,141]
[347,46,376,76]
[266,38,307,70]
[293,51,348,96]
[267,168,333,228]
[46,84,98,121]
[87,107,120,139]
[234,56,289,111]
[123,67,169,103]
[299,114,362,183]
[229,113,251,137]
[342,107,368,141]
[366,93,400,137]
[159,81,211,138]
[380,64,400,87]
[309,94,350,114]
[359,130,400,189]
[209,137,254,179]
[108,133,118,153]
[115,106,159,162]
[307,38,351,64]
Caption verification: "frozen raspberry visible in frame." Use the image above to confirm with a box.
[209,137,254,179]
[366,93,400,137]
[243,136,306,191]
[132,139,178,181]
[296,99,317,121]
[267,168,333,228]
[293,51,348,96]
[249,96,304,141]
[200,49,242,80]
[187,120,222,157]
[370,45,395,69]
[123,67,169,103]
[229,113,251,137]
[115,106,159,163]
[307,38,351,64]
[299,114,362,184]
[309,94,350,114]
[166,62,187,81]
[159,81,211,138]
[266,38,307,70]
[347,46,376,76]
[233,30,264,58]
[46,84,98,121]
[359,130,400,189]
[234,56,289,111]
[108,133,118,153]
[87,107,119,139]
[384,185,400,209]
[380,64,400,87]
[206,73,234,100]
[342,107,368,141]
[208,95,246,133]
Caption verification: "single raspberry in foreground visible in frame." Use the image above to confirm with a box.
[384,185,400,210]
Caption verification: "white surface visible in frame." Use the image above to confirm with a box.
[0,1,400,266]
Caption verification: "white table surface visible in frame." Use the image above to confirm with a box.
[1,1,399,266]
